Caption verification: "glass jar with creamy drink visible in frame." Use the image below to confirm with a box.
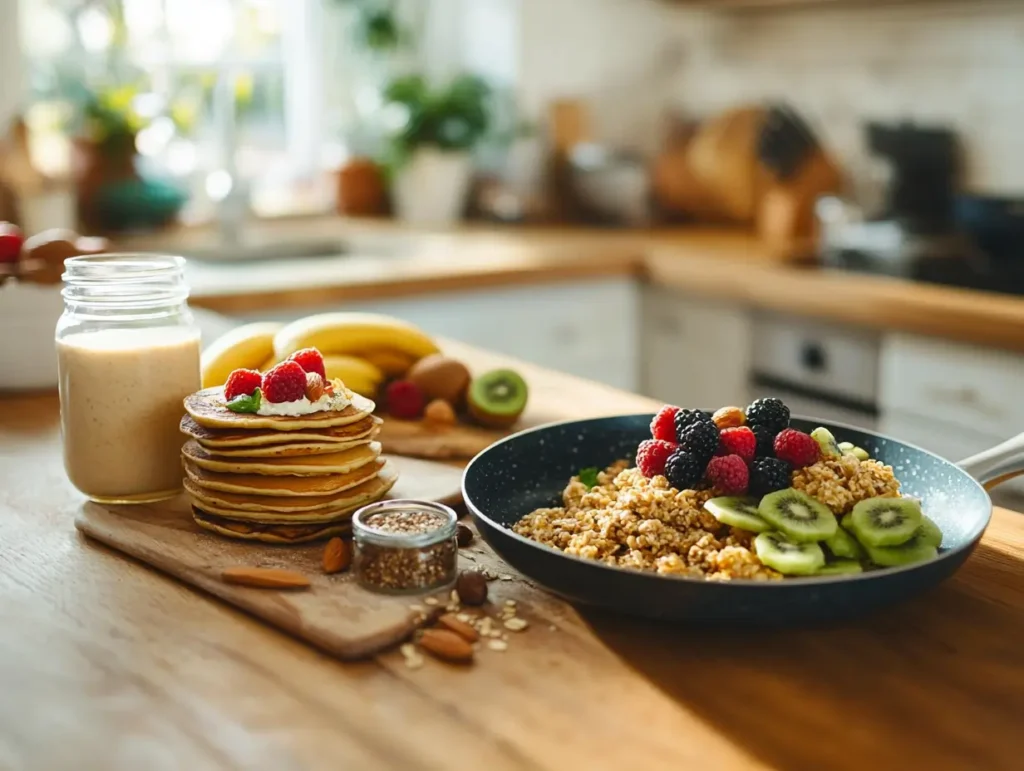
[56,254,200,503]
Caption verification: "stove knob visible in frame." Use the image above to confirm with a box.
[801,342,826,372]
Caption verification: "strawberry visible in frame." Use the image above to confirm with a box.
[287,348,327,380]
[261,360,307,403]
[224,368,262,401]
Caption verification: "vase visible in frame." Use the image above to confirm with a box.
[392,147,473,226]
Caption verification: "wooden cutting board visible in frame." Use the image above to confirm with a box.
[74,456,465,660]
[376,416,511,460]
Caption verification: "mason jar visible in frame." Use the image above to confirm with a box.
[56,254,201,504]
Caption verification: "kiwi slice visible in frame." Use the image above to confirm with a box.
[704,497,771,533]
[811,427,841,458]
[824,526,864,560]
[916,515,943,548]
[815,559,864,576]
[864,535,937,568]
[838,441,870,460]
[758,488,838,543]
[467,369,528,428]
[840,511,855,531]
[754,531,826,575]
[850,496,922,547]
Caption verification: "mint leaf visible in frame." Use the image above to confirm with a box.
[579,467,599,490]
[226,387,262,414]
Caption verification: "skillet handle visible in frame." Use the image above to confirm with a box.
[958,432,1024,490]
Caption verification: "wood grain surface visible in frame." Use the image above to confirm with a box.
[4,341,1024,770]
[375,416,509,460]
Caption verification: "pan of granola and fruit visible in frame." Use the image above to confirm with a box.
[462,397,1024,622]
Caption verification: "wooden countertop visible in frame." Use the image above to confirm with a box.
[3,341,1024,770]
[116,218,1024,354]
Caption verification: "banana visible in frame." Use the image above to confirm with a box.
[273,312,439,362]
[361,348,417,378]
[323,355,385,391]
[258,354,279,372]
[201,322,283,388]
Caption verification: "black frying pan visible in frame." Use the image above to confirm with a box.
[462,415,1022,623]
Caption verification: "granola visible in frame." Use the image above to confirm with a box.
[791,456,900,514]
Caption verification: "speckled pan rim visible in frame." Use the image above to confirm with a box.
[462,412,992,588]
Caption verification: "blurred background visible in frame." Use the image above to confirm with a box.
[2,0,1023,503]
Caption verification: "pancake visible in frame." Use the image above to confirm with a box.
[184,387,375,430]
[180,414,382,448]
[192,507,352,544]
[182,462,398,517]
[198,434,379,458]
[183,457,385,496]
[181,440,380,476]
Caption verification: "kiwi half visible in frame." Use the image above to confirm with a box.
[467,369,528,428]
[824,526,864,560]
[811,427,841,458]
[850,496,922,547]
[758,488,837,543]
[864,535,937,568]
[815,559,864,576]
[754,531,825,575]
[704,497,771,533]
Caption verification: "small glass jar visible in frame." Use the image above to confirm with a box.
[56,254,201,504]
[352,499,459,594]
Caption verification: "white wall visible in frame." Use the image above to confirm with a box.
[1,0,25,128]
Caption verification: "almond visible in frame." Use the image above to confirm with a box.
[418,628,474,663]
[436,613,479,642]
[221,566,311,589]
[712,406,746,429]
[323,537,352,574]
[305,372,326,402]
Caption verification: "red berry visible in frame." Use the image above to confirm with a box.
[717,426,757,462]
[223,368,263,401]
[650,405,680,442]
[287,347,327,380]
[261,360,308,403]
[773,428,821,468]
[385,380,425,420]
[636,439,677,478]
[705,454,749,495]
[0,222,23,264]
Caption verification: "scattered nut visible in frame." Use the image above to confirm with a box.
[456,612,471,623]
[400,643,424,669]
[305,372,326,402]
[504,599,516,607]
[456,523,474,547]
[322,537,352,574]
[424,596,439,606]
[221,566,310,589]
[499,574,513,581]
[437,613,480,642]
[455,570,488,606]
[423,398,457,425]
[418,629,474,663]
[503,618,528,632]
[487,639,508,652]
[712,405,746,429]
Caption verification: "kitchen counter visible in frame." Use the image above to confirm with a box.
[3,340,1024,770]
[120,218,1024,354]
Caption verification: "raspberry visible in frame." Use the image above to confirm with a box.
[385,380,425,420]
[746,397,790,435]
[749,457,792,496]
[287,347,327,381]
[636,439,677,478]
[261,360,308,403]
[677,419,719,463]
[650,405,680,442]
[717,426,756,462]
[705,454,749,495]
[223,368,262,401]
[664,449,704,491]
[773,428,821,468]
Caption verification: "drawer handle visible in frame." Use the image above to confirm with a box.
[924,386,1003,418]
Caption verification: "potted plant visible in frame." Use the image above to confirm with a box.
[381,74,492,225]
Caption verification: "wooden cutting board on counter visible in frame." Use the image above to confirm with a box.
[74,456,465,660]
[376,416,513,460]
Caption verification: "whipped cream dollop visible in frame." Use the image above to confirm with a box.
[256,389,351,417]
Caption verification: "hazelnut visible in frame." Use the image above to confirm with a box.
[455,570,488,606]
[424,398,457,425]
[712,406,746,429]
[456,523,474,547]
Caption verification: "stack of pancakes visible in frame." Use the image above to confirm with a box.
[179,388,397,543]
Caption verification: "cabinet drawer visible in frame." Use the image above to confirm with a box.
[880,334,1024,439]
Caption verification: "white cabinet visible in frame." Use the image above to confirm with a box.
[640,285,752,408]
[233,277,641,391]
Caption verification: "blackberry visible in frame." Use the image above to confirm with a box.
[673,408,714,441]
[746,397,791,435]
[751,424,778,457]
[677,419,720,463]
[749,457,792,496]
[664,449,705,491]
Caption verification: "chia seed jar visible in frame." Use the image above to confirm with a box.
[352,499,458,594]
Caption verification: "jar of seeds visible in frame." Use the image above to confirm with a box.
[352,499,458,594]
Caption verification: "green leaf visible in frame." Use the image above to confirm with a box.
[226,388,262,414]
[579,467,600,490]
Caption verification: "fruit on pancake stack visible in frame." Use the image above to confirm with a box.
[180,347,397,543]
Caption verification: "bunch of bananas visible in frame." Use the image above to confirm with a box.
[200,312,439,398]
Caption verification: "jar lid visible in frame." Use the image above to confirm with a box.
[352,499,457,548]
